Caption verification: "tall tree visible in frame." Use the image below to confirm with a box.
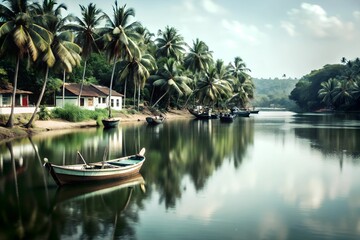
[65,3,105,106]
[0,0,52,128]
[228,57,254,107]
[318,78,338,109]
[102,1,141,115]
[155,26,185,61]
[25,0,81,128]
[150,58,192,108]
[184,38,213,74]
[195,66,233,106]
[118,51,156,110]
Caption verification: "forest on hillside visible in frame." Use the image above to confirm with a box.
[251,78,298,109]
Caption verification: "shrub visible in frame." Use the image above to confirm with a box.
[38,106,51,120]
[52,104,108,122]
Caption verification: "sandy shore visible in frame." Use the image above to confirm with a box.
[33,108,193,130]
[0,109,193,142]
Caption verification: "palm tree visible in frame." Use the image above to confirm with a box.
[118,51,156,110]
[195,66,233,106]
[184,38,213,74]
[150,58,192,108]
[333,79,353,108]
[102,1,141,116]
[0,0,52,128]
[24,0,81,128]
[318,78,338,109]
[228,57,254,107]
[155,26,185,61]
[65,3,105,106]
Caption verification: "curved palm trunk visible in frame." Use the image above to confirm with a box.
[150,86,155,105]
[137,84,141,111]
[108,60,117,118]
[78,60,87,106]
[25,67,50,128]
[133,85,136,109]
[151,89,170,108]
[62,70,66,107]
[123,78,127,109]
[6,56,20,128]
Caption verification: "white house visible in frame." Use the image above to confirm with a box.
[55,83,123,110]
[0,84,35,114]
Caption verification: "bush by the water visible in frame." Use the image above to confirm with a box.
[52,104,107,122]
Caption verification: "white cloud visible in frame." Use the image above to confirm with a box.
[201,0,224,14]
[222,19,266,45]
[354,11,360,20]
[281,21,296,37]
[285,3,355,39]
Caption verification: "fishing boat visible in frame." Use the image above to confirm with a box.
[220,113,236,123]
[43,148,146,186]
[146,116,165,125]
[102,118,120,128]
[230,107,250,117]
[188,108,219,119]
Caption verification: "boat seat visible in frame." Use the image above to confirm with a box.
[108,159,140,166]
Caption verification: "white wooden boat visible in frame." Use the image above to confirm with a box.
[44,148,146,186]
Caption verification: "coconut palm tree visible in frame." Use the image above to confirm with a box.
[318,78,338,109]
[184,38,213,74]
[195,66,233,106]
[155,26,185,61]
[25,0,81,128]
[65,3,105,106]
[150,58,192,109]
[333,79,353,108]
[228,57,254,107]
[0,0,52,128]
[102,1,141,116]
[118,51,156,110]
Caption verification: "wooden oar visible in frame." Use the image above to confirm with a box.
[77,151,89,167]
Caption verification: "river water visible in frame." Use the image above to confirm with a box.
[1,111,360,240]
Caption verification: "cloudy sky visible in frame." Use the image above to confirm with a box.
[63,0,360,79]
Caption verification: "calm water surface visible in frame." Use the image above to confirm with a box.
[1,111,360,240]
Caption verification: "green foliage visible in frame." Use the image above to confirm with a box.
[38,106,51,120]
[252,78,298,108]
[289,62,360,111]
[51,104,107,122]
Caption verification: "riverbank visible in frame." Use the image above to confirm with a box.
[0,108,193,143]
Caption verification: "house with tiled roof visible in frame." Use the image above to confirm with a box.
[0,83,35,114]
[55,83,123,110]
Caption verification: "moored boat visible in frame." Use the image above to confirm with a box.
[188,108,219,119]
[146,116,165,125]
[102,118,120,128]
[220,113,236,123]
[231,107,250,117]
[43,148,146,186]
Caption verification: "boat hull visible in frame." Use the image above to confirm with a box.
[102,119,120,128]
[220,114,235,122]
[44,152,145,186]
[146,116,165,125]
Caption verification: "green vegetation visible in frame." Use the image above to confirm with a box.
[289,58,360,112]
[51,104,107,122]
[0,0,255,128]
[252,77,298,109]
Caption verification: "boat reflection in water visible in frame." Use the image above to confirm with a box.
[51,173,146,239]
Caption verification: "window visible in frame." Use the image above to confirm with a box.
[80,98,84,106]
[116,99,120,107]
[111,99,114,107]
[2,95,11,106]
[102,97,106,103]
[88,98,93,106]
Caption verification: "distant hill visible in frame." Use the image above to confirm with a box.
[251,78,299,109]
